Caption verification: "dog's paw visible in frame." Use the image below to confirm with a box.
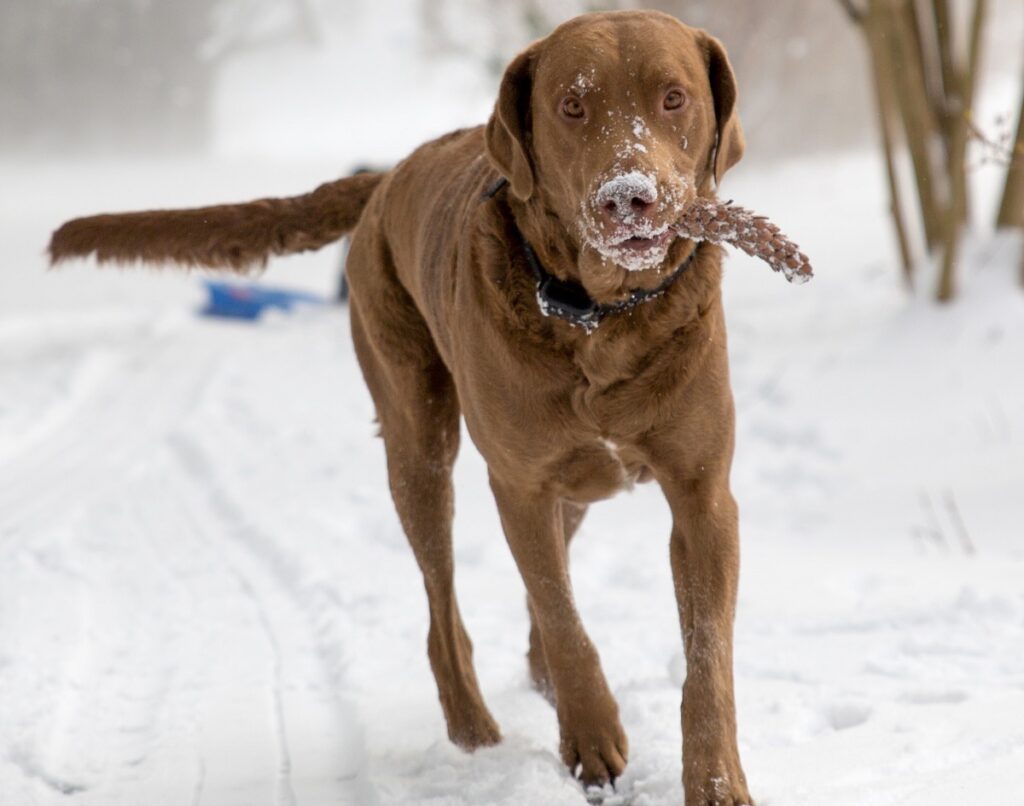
[446,706,502,751]
[558,710,629,787]
[584,780,632,805]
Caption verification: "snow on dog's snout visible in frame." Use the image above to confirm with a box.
[595,170,659,226]
[580,168,688,273]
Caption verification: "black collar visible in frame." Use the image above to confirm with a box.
[520,235,696,334]
[483,176,696,333]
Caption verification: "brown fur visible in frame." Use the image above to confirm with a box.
[50,11,757,804]
[48,171,383,270]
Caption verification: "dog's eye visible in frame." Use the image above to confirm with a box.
[560,96,585,120]
[663,89,686,111]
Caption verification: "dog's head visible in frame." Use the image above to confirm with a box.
[485,11,744,302]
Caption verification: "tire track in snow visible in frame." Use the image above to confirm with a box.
[2,309,373,804]
[167,431,373,806]
[190,756,206,806]
[0,475,206,804]
[0,316,223,804]
[7,747,87,796]
[181,503,299,806]
[0,312,216,548]
[0,310,158,464]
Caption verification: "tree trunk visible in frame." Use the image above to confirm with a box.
[866,0,915,284]
[936,0,986,302]
[996,72,1024,230]
[842,0,995,301]
[886,0,945,251]
[1020,239,1024,287]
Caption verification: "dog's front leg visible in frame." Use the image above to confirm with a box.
[663,477,752,805]
[489,475,628,787]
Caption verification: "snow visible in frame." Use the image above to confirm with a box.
[631,116,651,141]
[595,171,659,214]
[571,70,596,96]
[580,169,689,273]
[3,21,1024,803]
[3,145,1022,805]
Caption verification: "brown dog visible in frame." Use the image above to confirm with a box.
[51,11,754,804]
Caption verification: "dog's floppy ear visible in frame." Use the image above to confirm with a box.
[703,34,745,187]
[485,44,540,201]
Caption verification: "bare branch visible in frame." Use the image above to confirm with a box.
[943,490,976,556]
[837,0,867,23]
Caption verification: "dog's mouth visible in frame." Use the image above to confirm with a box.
[611,229,673,253]
[589,225,676,272]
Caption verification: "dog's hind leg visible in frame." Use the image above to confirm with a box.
[348,252,500,751]
[527,500,587,700]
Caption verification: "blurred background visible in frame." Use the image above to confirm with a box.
[1,3,1023,805]
[2,0,1021,308]
[2,0,1021,159]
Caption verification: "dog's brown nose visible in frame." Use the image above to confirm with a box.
[601,196,654,216]
[595,171,658,225]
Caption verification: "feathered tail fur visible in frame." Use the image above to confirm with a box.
[48,171,385,272]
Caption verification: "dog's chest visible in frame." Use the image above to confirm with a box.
[562,340,670,434]
[555,381,659,497]
[537,332,712,499]
[546,434,650,502]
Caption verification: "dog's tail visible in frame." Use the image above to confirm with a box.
[48,171,385,272]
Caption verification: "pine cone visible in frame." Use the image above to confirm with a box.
[675,198,813,284]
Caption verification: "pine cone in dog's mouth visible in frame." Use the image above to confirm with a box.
[674,198,813,284]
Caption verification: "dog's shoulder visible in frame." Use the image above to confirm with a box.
[389,126,487,188]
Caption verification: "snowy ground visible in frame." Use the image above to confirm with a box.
[5,4,1024,803]
[3,137,1024,806]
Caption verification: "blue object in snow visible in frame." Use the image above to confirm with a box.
[200,281,327,321]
